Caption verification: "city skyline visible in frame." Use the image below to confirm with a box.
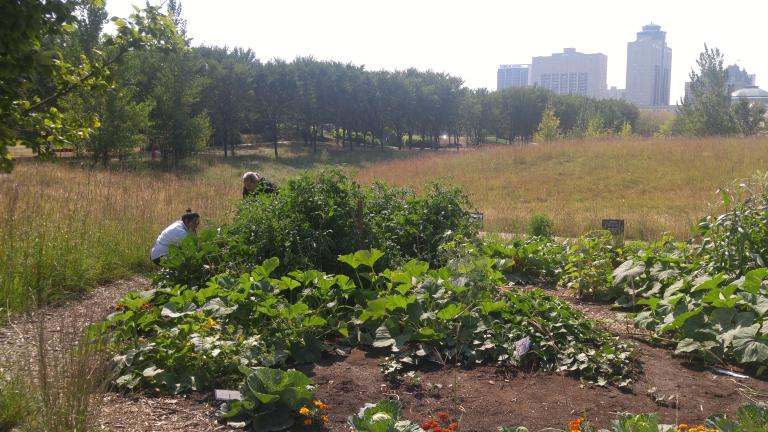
[106,0,767,103]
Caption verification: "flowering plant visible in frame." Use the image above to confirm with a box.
[219,366,319,431]
[420,411,459,432]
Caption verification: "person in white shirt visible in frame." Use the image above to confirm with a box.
[150,209,200,265]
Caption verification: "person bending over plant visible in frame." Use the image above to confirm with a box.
[242,171,277,198]
[150,209,200,265]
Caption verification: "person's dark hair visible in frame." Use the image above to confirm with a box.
[181,208,200,223]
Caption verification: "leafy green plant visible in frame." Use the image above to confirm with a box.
[156,170,477,287]
[219,367,327,431]
[108,247,634,394]
[696,181,768,275]
[348,400,420,432]
[527,213,554,238]
[706,403,768,432]
[632,268,768,375]
[561,231,618,300]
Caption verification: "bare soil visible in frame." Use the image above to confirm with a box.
[2,278,767,432]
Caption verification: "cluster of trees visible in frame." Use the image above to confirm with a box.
[674,45,766,136]
[18,2,764,171]
[0,0,182,172]
[2,0,645,170]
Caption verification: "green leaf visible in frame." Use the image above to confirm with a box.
[436,303,462,320]
[302,315,327,327]
[339,249,385,270]
[659,307,704,333]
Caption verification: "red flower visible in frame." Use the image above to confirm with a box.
[437,412,450,420]
[422,420,439,430]
[450,422,459,430]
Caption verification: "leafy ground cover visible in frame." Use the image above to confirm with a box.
[107,250,633,395]
[96,169,768,431]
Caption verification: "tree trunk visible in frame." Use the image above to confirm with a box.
[272,120,279,159]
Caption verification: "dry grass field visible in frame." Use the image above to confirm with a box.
[357,137,768,240]
[2,137,766,315]
[0,143,412,315]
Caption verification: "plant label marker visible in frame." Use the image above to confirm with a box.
[214,389,242,400]
[601,219,625,246]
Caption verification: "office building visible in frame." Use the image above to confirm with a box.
[497,64,530,91]
[725,64,756,93]
[625,24,672,107]
[530,48,607,99]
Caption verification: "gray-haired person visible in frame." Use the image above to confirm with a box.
[242,171,277,198]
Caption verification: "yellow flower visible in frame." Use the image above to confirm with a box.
[206,318,217,327]
[303,418,312,426]
[299,406,310,416]
[321,415,329,423]
[678,424,688,430]
[313,399,328,410]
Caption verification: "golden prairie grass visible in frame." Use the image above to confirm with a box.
[356,136,768,240]
[0,144,414,315]
[0,160,237,314]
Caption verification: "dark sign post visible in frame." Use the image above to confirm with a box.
[601,219,625,246]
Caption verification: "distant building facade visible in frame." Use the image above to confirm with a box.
[684,63,758,102]
[530,48,607,99]
[497,64,530,91]
[607,86,626,100]
[731,86,768,105]
[625,24,672,107]
[725,64,756,93]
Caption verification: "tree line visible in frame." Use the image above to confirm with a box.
[5,1,762,172]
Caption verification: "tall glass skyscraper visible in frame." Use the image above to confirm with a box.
[625,24,672,106]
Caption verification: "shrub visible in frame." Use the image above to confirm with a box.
[526,213,554,238]
[561,230,619,300]
[158,169,477,286]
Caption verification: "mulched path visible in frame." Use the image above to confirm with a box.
[2,278,767,432]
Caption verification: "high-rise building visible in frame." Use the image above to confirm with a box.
[530,48,607,99]
[725,64,756,93]
[497,64,530,91]
[625,24,672,107]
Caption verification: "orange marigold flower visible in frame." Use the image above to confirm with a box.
[320,414,329,423]
[298,406,310,416]
[678,424,688,430]
[303,418,312,426]
[450,422,459,430]
[437,412,450,420]
[422,420,439,430]
[569,417,584,432]
[115,303,124,310]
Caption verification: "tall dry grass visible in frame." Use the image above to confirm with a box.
[357,137,768,240]
[0,160,238,315]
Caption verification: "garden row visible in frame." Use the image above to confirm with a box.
[102,170,767,430]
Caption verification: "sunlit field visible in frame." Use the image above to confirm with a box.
[357,137,768,240]
[0,143,415,315]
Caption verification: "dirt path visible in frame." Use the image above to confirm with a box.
[3,279,767,432]
[0,276,221,432]
[0,276,150,367]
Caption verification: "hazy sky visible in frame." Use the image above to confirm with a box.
[107,0,766,103]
